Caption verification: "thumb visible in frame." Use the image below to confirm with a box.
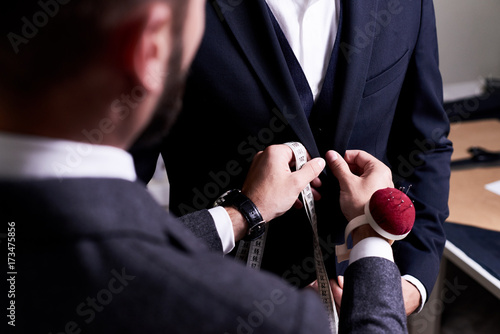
[292,158,325,193]
[326,151,354,188]
[295,158,325,183]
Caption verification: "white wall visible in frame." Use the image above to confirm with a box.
[434,0,500,89]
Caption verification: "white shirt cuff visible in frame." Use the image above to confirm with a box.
[348,237,394,265]
[208,207,235,255]
[403,274,427,313]
[348,238,426,313]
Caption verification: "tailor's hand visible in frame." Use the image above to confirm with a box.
[326,150,421,315]
[307,276,344,314]
[325,150,394,222]
[242,145,325,223]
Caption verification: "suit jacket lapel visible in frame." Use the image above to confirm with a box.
[212,0,320,157]
[333,0,379,153]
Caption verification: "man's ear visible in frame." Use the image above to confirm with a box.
[122,3,173,93]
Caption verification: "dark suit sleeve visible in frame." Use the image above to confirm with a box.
[340,258,408,333]
[388,0,453,297]
[178,209,224,252]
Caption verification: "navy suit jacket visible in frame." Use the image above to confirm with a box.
[131,0,453,297]
[0,178,406,333]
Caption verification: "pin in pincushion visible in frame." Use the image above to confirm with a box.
[365,188,416,240]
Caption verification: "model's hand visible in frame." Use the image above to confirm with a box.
[326,150,393,221]
[402,279,421,315]
[242,145,325,223]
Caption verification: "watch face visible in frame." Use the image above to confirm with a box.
[214,189,239,207]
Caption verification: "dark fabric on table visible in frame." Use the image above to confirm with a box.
[445,222,500,281]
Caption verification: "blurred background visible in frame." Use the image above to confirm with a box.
[436,0,500,102]
[408,1,500,333]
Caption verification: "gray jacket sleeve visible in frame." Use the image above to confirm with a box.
[340,257,408,333]
[178,209,223,252]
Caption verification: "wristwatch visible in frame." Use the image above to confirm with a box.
[214,189,266,241]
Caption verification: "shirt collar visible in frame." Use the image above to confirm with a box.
[0,132,137,182]
[267,0,322,13]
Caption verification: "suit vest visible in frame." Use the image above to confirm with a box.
[267,4,344,155]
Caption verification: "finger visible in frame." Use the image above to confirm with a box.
[311,188,322,201]
[330,278,343,312]
[310,177,322,201]
[274,144,298,167]
[337,275,344,289]
[344,150,380,175]
[260,145,295,168]
[326,151,354,189]
[311,177,322,189]
[347,161,363,176]
[308,280,318,292]
[249,150,263,165]
[293,158,325,185]
[293,198,304,210]
[344,150,393,185]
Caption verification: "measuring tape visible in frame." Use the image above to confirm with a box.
[236,142,338,333]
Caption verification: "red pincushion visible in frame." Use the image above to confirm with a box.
[368,188,415,236]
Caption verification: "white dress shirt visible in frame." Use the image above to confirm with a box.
[266,0,341,100]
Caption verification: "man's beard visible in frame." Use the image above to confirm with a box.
[131,40,187,149]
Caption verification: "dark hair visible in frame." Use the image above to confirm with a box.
[0,0,187,104]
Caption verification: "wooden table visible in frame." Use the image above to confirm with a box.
[447,119,500,232]
[446,119,500,299]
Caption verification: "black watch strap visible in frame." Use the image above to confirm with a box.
[214,190,266,241]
